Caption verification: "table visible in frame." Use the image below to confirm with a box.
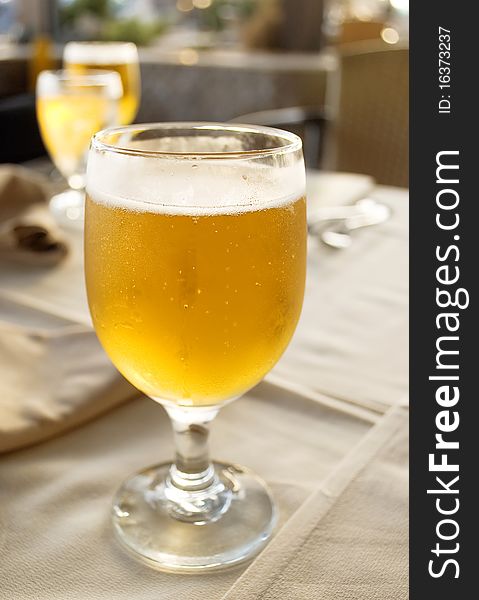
[0,172,409,599]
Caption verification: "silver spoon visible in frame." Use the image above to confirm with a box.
[321,200,391,248]
[308,199,376,234]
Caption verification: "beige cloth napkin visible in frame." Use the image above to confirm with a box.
[0,166,137,453]
[0,165,68,265]
[0,301,137,453]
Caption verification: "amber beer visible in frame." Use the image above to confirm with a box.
[85,193,306,406]
[64,42,140,125]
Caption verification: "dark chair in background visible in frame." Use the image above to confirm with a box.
[231,106,328,169]
[327,40,409,187]
[0,93,46,163]
[0,56,46,163]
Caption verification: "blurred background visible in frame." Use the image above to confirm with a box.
[0,0,409,186]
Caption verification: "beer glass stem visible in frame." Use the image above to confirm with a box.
[163,406,232,523]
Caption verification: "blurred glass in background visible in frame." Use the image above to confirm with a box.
[64,41,140,124]
[36,68,122,225]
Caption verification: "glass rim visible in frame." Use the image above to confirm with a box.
[65,40,137,48]
[37,68,122,86]
[91,122,303,160]
[64,40,139,63]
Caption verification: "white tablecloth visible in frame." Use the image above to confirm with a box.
[0,172,409,599]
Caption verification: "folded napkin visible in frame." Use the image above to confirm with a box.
[0,165,136,454]
[0,299,138,453]
[0,165,68,265]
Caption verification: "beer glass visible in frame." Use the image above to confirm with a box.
[64,42,141,126]
[36,69,122,227]
[85,123,306,571]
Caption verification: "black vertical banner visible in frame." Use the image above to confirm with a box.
[410,4,475,598]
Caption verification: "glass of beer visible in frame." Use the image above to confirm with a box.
[85,123,306,572]
[64,42,141,126]
[36,69,122,227]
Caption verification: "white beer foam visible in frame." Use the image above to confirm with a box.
[86,145,305,216]
[64,42,138,65]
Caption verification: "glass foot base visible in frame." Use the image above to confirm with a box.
[112,461,277,573]
[49,189,84,229]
